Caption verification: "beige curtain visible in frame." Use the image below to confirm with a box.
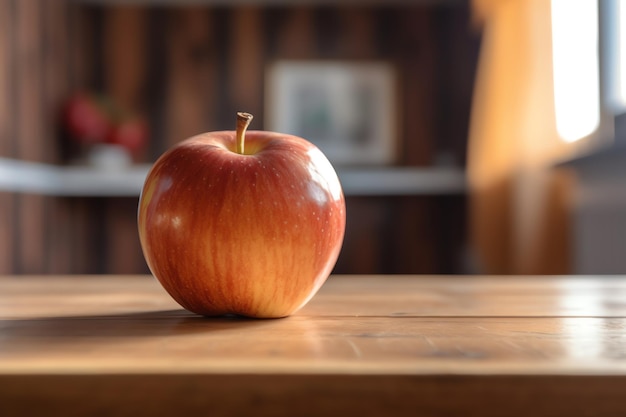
[468,0,575,274]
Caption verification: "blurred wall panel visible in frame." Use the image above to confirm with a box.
[103,6,147,113]
[335,8,376,58]
[15,0,47,274]
[271,8,317,60]
[43,0,72,274]
[399,8,437,167]
[0,0,77,274]
[230,7,265,122]
[0,0,15,274]
[164,8,216,146]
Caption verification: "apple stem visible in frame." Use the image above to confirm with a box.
[236,112,254,155]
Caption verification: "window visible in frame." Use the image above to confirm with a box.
[605,0,626,113]
[551,0,600,143]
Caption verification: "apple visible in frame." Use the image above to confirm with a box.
[63,91,149,157]
[63,92,112,144]
[137,112,346,318]
[107,117,149,155]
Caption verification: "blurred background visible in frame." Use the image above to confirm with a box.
[0,0,624,276]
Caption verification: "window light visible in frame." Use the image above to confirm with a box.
[607,0,626,112]
[551,0,600,142]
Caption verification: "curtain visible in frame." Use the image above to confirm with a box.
[468,0,575,274]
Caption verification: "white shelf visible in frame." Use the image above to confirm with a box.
[0,158,466,197]
[339,166,466,195]
[0,158,147,197]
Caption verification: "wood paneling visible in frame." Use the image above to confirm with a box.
[163,8,216,145]
[0,0,15,274]
[82,3,479,164]
[103,6,147,112]
[230,7,265,119]
[15,0,45,274]
[42,0,72,274]
[0,0,13,160]
[0,0,76,274]
[335,195,467,274]
[0,1,480,275]
[400,8,437,166]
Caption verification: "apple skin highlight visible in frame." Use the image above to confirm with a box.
[138,130,346,318]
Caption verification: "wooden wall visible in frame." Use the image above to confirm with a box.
[0,0,480,275]
[1,0,73,274]
[79,4,479,165]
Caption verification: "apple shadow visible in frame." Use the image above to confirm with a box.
[0,309,275,342]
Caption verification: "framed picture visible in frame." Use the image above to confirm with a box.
[265,60,398,166]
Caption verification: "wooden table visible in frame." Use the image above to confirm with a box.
[2,275,626,416]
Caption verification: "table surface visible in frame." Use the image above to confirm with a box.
[2,274,626,416]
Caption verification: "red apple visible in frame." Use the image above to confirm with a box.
[107,117,149,154]
[138,113,345,318]
[63,92,112,144]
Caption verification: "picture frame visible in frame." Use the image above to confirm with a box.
[265,60,398,166]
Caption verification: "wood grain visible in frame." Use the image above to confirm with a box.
[0,0,13,160]
[15,0,46,274]
[400,7,437,166]
[0,0,75,274]
[104,5,147,113]
[1,274,626,416]
[105,198,146,273]
[42,0,72,274]
[337,7,376,58]
[3,374,626,417]
[230,6,264,118]
[164,7,215,145]
[2,275,626,372]
[0,0,15,274]
[272,7,317,59]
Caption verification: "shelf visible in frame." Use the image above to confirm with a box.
[0,158,148,197]
[339,166,466,195]
[0,158,466,197]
